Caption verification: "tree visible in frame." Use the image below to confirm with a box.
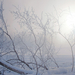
[1,0,75,74]
[12,6,59,74]
[49,8,75,71]
[0,1,33,75]
[0,0,58,75]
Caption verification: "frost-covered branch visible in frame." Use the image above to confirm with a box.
[0,58,33,75]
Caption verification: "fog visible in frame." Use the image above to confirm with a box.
[2,0,75,55]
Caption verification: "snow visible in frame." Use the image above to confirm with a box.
[37,67,75,75]
[1,55,75,75]
[30,55,75,75]
[0,58,33,74]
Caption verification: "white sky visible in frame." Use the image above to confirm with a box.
[3,0,75,55]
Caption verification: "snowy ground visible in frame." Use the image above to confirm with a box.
[1,55,75,75]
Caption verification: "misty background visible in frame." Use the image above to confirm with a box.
[2,0,75,55]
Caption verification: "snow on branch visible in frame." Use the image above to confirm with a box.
[0,58,33,75]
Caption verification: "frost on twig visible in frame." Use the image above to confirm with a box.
[0,58,33,75]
